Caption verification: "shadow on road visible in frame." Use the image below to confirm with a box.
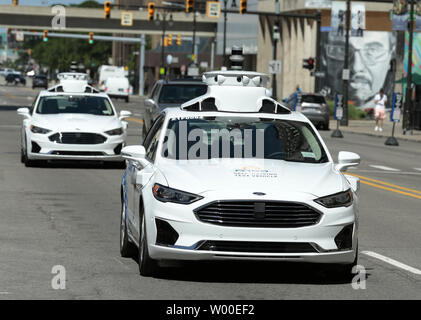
[29,160,126,170]
[143,260,372,285]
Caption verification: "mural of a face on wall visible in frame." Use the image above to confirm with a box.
[322,31,397,109]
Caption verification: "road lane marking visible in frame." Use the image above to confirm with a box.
[359,180,421,200]
[369,165,400,172]
[126,117,144,125]
[346,173,421,196]
[362,251,421,275]
[414,168,421,172]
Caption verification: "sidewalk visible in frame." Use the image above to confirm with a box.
[329,119,421,143]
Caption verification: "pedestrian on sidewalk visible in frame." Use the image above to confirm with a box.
[374,88,387,132]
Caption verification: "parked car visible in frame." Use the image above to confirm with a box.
[5,73,26,86]
[0,68,16,78]
[143,78,208,133]
[32,74,48,89]
[285,92,330,130]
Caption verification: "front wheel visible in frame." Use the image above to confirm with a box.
[138,208,157,277]
[329,247,358,280]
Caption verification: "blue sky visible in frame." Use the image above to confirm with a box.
[0,0,113,5]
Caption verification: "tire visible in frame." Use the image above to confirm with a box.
[324,121,330,131]
[20,148,25,163]
[138,206,157,277]
[125,96,129,103]
[24,154,37,167]
[120,199,137,258]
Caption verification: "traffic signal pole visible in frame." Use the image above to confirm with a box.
[340,0,351,126]
[272,0,280,101]
[404,0,415,135]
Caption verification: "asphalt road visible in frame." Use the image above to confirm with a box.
[0,82,420,299]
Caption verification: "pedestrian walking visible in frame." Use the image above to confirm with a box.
[374,88,387,132]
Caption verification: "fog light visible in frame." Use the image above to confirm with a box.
[31,141,41,153]
[155,219,179,246]
[334,224,354,250]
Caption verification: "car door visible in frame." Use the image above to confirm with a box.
[128,114,165,240]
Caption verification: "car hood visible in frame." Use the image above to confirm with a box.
[158,158,346,198]
[31,113,122,132]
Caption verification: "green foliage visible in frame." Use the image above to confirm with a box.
[327,100,366,120]
[24,37,111,73]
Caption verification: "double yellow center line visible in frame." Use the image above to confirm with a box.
[345,173,421,200]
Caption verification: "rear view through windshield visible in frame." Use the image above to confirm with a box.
[158,84,207,104]
[36,96,114,116]
[301,95,326,104]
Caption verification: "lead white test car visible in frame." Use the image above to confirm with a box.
[17,75,132,167]
[120,70,361,277]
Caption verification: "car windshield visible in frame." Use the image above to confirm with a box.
[162,117,329,163]
[302,95,326,104]
[36,95,114,116]
[158,84,207,104]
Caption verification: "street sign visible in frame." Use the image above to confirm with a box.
[15,31,24,42]
[206,1,221,19]
[390,92,402,122]
[342,69,350,81]
[268,60,282,74]
[335,93,344,120]
[121,11,133,26]
[187,65,199,76]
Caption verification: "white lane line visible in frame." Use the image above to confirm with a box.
[362,251,421,275]
[414,168,421,172]
[369,165,400,172]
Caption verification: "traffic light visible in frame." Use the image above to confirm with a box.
[303,57,315,70]
[148,2,155,21]
[167,34,172,46]
[43,30,48,42]
[12,0,19,6]
[186,0,194,13]
[176,34,181,46]
[89,32,94,44]
[239,0,247,14]
[163,37,168,47]
[104,1,111,19]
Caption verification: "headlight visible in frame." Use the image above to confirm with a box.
[105,127,123,136]
[30,125,51,134]
[152,183,203,205]
[315,189,353,208]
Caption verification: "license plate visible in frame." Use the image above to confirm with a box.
[118,88,124,92]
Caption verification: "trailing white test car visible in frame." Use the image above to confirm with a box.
[17,78,132,166]
[120,70,361,278]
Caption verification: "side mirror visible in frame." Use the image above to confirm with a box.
[17,107,30,119]
[119,110,132,120]
[335,151,360,172]
[145,98,155,107]
[121,145,149,167]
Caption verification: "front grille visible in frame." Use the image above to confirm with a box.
[197,241,317,253]
[194,201,322,228]
[49,132,107,144]
[50,151,104,156]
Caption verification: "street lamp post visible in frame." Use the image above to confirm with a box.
[272,0,280,101]
[155,12,174,75]
[222,0,237,67]
[404,0,415,135]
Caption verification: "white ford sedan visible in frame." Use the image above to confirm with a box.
[120,71,361,278]
[17,82,132,167]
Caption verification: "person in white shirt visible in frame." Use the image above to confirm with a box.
[374,88,387,132]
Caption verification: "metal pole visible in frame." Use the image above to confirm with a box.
[404,0,415,134]
[161,16,166,71]
[315,10,322,92]
[192,11,196,56]
[223,0,227,67]
[139,34,145,96]
[211,39,215,69]
[340,0,351,126]
[272,0,280,101]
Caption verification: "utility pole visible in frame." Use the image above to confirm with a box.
[341,0,351,126]
[223,0,228,66]
[315,10,322,93]
[404,0,415,134]
[272,0,280,101]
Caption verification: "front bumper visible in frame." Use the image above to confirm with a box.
[27,132,126,161]
[144,189,358,264]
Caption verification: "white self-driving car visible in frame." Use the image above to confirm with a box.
[120,70,361,277]
[17,79,132,166]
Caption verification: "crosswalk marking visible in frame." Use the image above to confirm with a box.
[369,165,400,172]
